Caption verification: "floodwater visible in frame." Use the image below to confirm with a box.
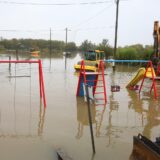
[0,53,160,160]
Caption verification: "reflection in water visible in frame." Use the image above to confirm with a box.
[127,89,144,127]
[105,94,119,147]
[95,105,106,137]
[64,54,67,70]
[14,64,17,135]
[127,89,160,139]
[0,63,46,138]
[142,100,160,139]
[127,89,160,159]
[76,97,96,139]
[49,55,52,71]
[76,97,106,139]
[29,64,32,136]
[104,71,120,147]
[38,100,46,137]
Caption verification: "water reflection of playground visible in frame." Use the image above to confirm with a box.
[127,89,160,159]
[0,102,45,138]
[76,90,160,148]
[0,67,46,138]
[76,95,119,147]
[127,89,160,139]
[76,97,106,139]
[76,97,96,139]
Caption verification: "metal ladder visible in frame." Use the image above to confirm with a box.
[76,60,107,104]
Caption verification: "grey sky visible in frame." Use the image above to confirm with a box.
[0,0,159,46]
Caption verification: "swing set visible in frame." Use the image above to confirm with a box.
[0,59,46,108]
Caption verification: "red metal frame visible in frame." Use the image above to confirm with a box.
[0,60,46,108]
[139,61,157,99]
[76,60,107,103]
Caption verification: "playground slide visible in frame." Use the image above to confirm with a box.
[126,67,156,88]
[126,68,146,88]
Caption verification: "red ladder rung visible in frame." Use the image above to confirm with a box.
[95,98,104,100]
[86,80,103,82]
[93,85,104,88]
[86,80,97,82]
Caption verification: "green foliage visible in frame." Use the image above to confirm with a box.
[0,38,78,54]
[0,38,154,60]
[96,39,113,58]
[117,47,138,60]
[65,42,77,51]
[79,40,96,51]
[116,44,154,60]
[142,45,154,60]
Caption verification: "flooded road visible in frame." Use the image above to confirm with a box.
[0,53,159,160]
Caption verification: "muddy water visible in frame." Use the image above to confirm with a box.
[0,53,159,160]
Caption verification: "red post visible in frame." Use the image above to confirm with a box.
[139,61,150,94]
[39,60,47,108]
[38,60,42,98]
[139,61,158,99]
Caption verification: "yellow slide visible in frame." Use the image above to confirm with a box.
[126,67,156,88]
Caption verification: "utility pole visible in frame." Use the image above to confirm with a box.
[64,27,71,70]
[65,27,71,49]
[49,28,52,58]
[113,0,120,61]
[65,27,68,47]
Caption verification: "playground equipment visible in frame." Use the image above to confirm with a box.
[126,68,146,88]
[139,61,160,99]
[126,67,156,88]
[76,60,107,103]
[31,51,40,57]
[105,59,149,87]
[76,59,160,105]
[0,60,46,108]
[30,48,40,57]
[74,50,105,72]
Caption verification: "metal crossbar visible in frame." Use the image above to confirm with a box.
[0,59,46,108]
[105,59,149,63]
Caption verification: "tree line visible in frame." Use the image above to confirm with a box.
[0,38,153,60]
[79,39,153,60]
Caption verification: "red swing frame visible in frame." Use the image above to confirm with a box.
[0,59,46,108]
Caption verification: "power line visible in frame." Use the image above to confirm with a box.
[0,0,113,6]
[0,25,115,33]
[76,26,114,31]
[73,3,114,30]
[0,29,64,32]
[0,30,19,32]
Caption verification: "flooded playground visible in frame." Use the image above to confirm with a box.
[0,53,160,160]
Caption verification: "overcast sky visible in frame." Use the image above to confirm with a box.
[0,0,159,46]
